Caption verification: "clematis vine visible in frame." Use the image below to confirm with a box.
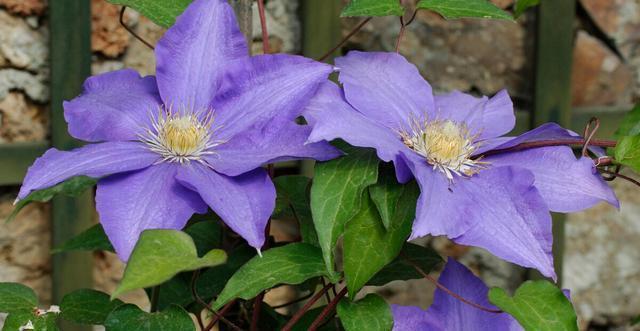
[16,0,339,260]
[392,258,522,331]
[303,51,618,279]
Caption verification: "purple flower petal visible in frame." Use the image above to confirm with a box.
[393,259,522,331]
[403,152,555,279]
[490,122,580,151]
[486,146,618,212]
[63,69,162,142]
[205,119,340,177]
[336,51,435,130]
[213,54,332,140]
[18,142,159,200]
[155,0,248,110]
[96,163,208,261]
[303,82,408,163]
[176,164,275,250]
[434,89,515,140]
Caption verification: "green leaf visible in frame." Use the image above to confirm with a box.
[146,276,193,312]
[106,0,192,28]
[343,182,419,294]
[514,0,540,18]
[369,166,405,230]
[341,0,404,17]
[368,243,442,287]
[311,145,379,273]
[104,304,195,331]
[4,310,60,331]
[417,0,513,20]
[274,175,318,246]
[489,280,578,331]
[291,306,340,331]
[614,104,640,138]
[213,243,333,310]
[60,289,124,325]
[614,135,640,172]
[0,282,38,313]
[112,230,227,299]
[195,245,256,304]
[337,294,392,331]
[52,224,114,254]
[7,176,96,223]
[184,221,222,256]
[632,315,640,326]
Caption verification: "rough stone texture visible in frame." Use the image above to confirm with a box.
[0,192,52,305]
[0,92,48,143]
[343,11,532,99]
[91,0,130,58]
[0,68,48,103]
[565,172,640,329]
[571,31,634,107]
[0,9,48,71]
[0,0,46,16]
[121,17,164,76]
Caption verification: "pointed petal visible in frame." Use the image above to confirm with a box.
[63,69,162,142]
[213,54,332,140]
[96,164,208,260]
[403,152,555,279]
[303,82,408,164]
[489,123,579,151]
[18,142,159,199]
[205,119,341,177]
[336,51,435,130]
[486,146,618,212]
[155,0,248,109]
[434,89,515,139]
[176,164,275,250]
[428,259,521,331]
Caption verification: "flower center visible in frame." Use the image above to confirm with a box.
[400,118,486,180]
[141,108,223,164]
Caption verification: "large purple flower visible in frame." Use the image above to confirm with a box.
[303,51,618,279]
[392,258,522,331]
[17,0,339,260]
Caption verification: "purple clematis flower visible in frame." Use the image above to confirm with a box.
[392,258,522,331]
[303,51,618,279]
[17,0,339,260]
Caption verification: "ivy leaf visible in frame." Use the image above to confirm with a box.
[7,176,96,223]
[311,145,379,273]
[341,0,404,17]
[194,245,256,305]
[368,243,442,287]
[614,135,640,172]
[106,0,192,28]
[337,294,393,331]
[514,0,540,18]
[3,310,59,331]
[417,0,513,20]
[274,175,318,246]
[489,280,578,331]
[112,230,227,299]
[213,243,334,310]
[0,283,38,313]
[614,104,640,138]
[60,289,124,325]
[104,304,195,331]
[369,166,405,230]
[52,224,114,253]
[184,220,222,256]
[343,182,420,294]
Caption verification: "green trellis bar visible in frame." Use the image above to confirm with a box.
[49,1,93,329]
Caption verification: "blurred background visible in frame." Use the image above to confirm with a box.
[0,0,638,330]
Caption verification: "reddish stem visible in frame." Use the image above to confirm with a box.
[204,300,240,331]
[281,282,335,331]
[396,16,406,52]
[119,6,154,50]
[600,169,640,187]
[308,287,348,331]
[474,138,617,159]
[318,17,372,62]
[257,0,270,54]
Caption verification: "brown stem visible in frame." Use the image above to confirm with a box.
[281,282,335,331]
[599,169,640,187]
[396,16,406,52]
[250,292,265,331]
[271,291,314,309]
[257,0,271,54]
[204,300,241,331]
[403,256,503,314]
[119,6,155,50]
[318,17,372,62]
[308,287,348,331]
[474,138,617,159]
